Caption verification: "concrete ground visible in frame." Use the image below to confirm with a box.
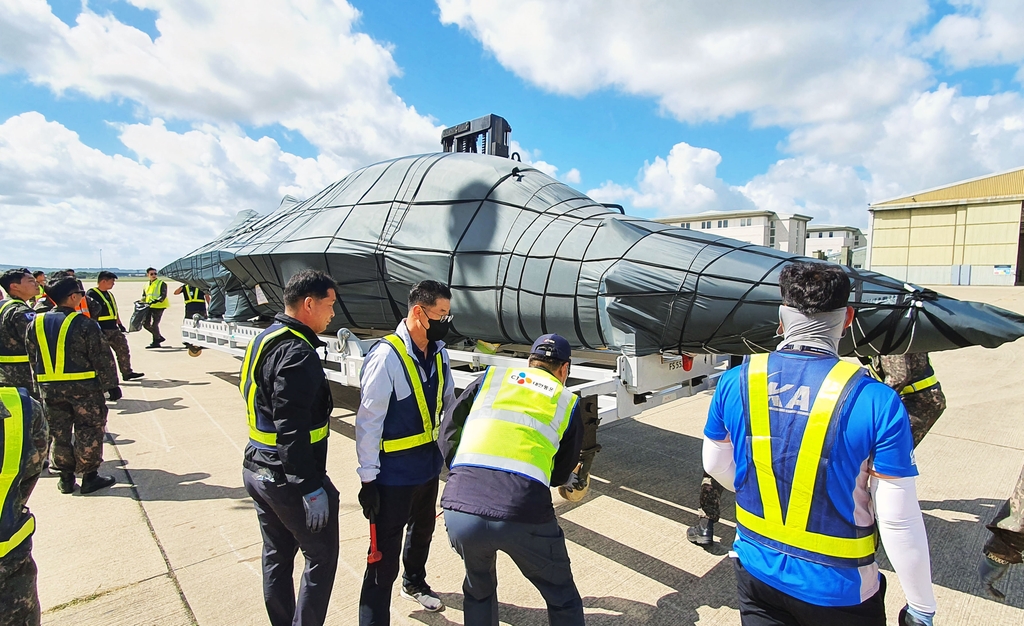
[29,282,1024,625]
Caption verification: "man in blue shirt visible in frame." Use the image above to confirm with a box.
[703,261,937,626]
[355,280,456,625]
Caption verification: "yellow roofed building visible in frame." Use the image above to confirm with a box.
[868,167,1024,286]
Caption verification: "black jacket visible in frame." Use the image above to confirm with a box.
[242,313,332,495]
[438,371,582,524]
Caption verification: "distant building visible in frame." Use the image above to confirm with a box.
[655,209,812,256]
[805,225,865,258]
[868,166,1024,285]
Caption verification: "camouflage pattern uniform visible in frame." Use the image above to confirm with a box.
[86,288,137,378]
[984,465,1024,564]
[873,354,946,447]
[0,391,49,626]
[25,307,118,476]
[0,298,37,400]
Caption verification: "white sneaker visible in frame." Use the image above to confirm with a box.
[400,585,444,612]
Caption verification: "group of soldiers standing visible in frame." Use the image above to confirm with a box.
[0,266,204,625]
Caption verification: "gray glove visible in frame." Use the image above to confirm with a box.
[301,487,330,533]
[979,554,1009,601]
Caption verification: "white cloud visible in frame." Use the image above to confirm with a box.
[587,142,755,217]
[922,0,1024,70]
[0,112,342,269]
[866,84,1024,201]
[508,139,583,184]
[562,168,581,185]
[0,0,441,166]
[738,158,870,226]
[438,0,933,126]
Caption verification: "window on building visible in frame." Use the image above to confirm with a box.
[854,235,860,244]
[769,221,776,247]
[806,232,810,238]
[829,231,834,237]
[818,232,823,238]
[701,221,711,229]
[680,222,690,229]
[718,219,728,228]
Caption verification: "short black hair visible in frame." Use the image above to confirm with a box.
[46,276,84,305]
[283,269,337,307]
[32,271,45,278]
[408,280,452,310]
[146,267,157,274]
[779,261,851,314]
[97,271,118,281]
[63,269,75,274]
[49,270,71,280]
[528,354,567,374]
[0,268,31,292]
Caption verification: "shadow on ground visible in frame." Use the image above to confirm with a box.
[111,397,187,414]
[98,459,248,501]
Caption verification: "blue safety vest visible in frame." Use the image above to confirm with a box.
[735,353,877,568]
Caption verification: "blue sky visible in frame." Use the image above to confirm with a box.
[1,0,1023,269]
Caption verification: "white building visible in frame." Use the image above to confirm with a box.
[805,225,865,258]
[655,209,812,256]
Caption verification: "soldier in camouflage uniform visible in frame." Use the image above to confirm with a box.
[25,277,121,495]
[0,269,39,400]
[978,463,1024,600]
[687,352,945,546]
[871,354,946,447]
[86,271,143,381]
[0,387,49,626]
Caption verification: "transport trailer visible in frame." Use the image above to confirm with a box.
[181,318,731,500]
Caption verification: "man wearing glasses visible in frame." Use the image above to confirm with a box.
[355,280,455,625]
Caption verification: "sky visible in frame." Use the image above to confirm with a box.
[1,0,1023,270]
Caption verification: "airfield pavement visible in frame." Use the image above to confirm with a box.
[29,282,1024,625]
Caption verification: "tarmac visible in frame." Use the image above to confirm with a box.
[29,282,1024,625]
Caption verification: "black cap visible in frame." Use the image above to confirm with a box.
[530,334,571,362]
[45,277,84,303]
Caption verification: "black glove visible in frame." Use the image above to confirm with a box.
[358,481,380,519]
[117,322,127,333]
[107,387,123,402]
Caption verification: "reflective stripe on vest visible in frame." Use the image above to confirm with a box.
[144,279,169,309]
[89,288,118,322]
[452,366,577,485]
[736,353,876,562]
[0,388,35,558]
[238,326,327,449]
[901,375,938,396]
[32,312,97,382]
[183,286,204,304]
[0,300,30,363]
[378,334,444,453]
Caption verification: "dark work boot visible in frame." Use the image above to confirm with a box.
[80,471,116,494]
[58,472,77,494]
[124,372,145,380]
[687,517,715,546]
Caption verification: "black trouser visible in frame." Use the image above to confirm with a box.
[243,469,339,626]
[359,478,439,626]
[142,308,164,343]
[444,509,584,626]
[734,558,886,626]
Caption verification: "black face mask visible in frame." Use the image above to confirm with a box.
[425,316,452,342]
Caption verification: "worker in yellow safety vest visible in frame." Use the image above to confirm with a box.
[173,284,209,321]
[355,280,455,622]
[141,267,169,348]
[26,276,120,496]
[701,261,937,626]
[0,269,39,398]
[239,269,339,626]
[0,386,48,626]
[439,333,586,626]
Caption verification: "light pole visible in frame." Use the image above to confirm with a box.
[99,249,103,270]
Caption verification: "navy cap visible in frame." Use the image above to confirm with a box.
[530,334,571,362]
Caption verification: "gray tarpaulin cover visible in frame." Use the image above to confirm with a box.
[163,153,1024,356]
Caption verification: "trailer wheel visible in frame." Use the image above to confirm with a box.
[187,345,203,357]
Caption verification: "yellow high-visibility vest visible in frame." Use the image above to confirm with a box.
[182,286,205,304]
[0,300,30,364]
[89,288,118,322]
[32,312,97,383]
[452,366,577,485]
[378,334,444,453]
[143,279,169,309]
[0,388,35,558]
[239,325,328,449]
[735,353,876,563]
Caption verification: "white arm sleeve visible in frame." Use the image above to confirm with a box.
[871,476,937,615]
[702,437,736,492]
[354,348,392,483]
